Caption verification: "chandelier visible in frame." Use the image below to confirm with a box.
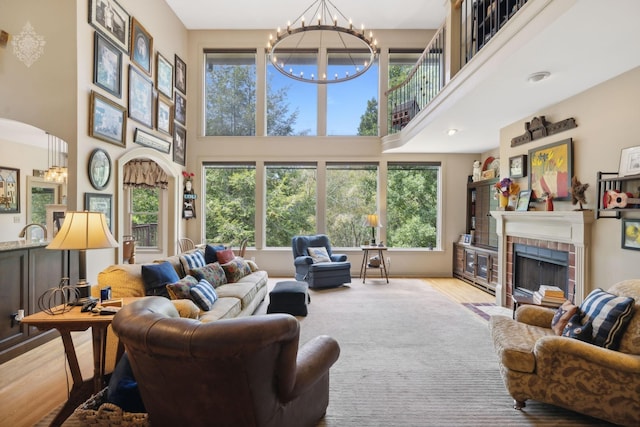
[44,132,68,183]
[267,0,378,84]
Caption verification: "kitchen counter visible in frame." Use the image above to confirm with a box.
[0,240,50,252]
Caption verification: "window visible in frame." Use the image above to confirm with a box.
[265,163,317,247]
[267,50,317,136]
[327,51,378,136]
[386,162,440,249]
[130,187,159,248]
[203,163,256,245]
[204,51,256,136]
[326,163,377,246]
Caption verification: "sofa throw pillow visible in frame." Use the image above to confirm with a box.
[141,262,180,298]
[221,257,252,283]
[561,313,593,343]
[580,288,636,349]
[191,262,227,288]
[107,352,146,413]
[204,244,226,264]
[179,251,206,275]
[166,275,199,300]
[246,259,259,272]
[190,279,218,311]
[308,246,331,263]
[551,300,578,336]
[216,248,235,264]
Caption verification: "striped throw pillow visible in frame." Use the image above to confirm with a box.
[179,251,206,275]
[580,288,635,349]
[189,279,218,311]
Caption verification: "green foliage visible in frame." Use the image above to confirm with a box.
[266,167,317,246]
[204,167,256,245]
[357,98,378,136]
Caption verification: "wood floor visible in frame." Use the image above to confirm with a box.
[0,277,493,426]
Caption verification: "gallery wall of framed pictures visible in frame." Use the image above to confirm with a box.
[88,0,187,168]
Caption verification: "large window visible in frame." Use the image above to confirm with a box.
[265,163,317,246]
[386,162,440,248]
[204,51,256,136]
[129,187,159,248]
[267,51,317,136]
[327,51,379,136]
[326,163,377,246]
[204,163,256,245]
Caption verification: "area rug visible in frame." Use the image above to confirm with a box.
[41,278,613,426]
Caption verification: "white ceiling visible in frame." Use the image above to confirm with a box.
[3,0,639,154]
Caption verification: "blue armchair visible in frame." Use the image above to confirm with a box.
[292,234,351,289]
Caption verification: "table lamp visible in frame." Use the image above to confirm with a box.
[365,214,379,245]
[47,211,118,305]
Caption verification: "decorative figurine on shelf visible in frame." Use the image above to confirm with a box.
[542,192,554,211]
[570,176,589,211]
[472,160,482,182]
[182,171,196,220]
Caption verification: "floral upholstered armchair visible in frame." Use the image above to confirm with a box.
[489,280,640,426]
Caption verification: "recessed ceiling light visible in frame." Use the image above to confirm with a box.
[447,129,458,136]
[527,71,551,83]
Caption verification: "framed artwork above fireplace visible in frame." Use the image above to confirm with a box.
[528,138,573,202]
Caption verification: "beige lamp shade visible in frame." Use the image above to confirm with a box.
[47,211,118,250]
[364,214,379,228]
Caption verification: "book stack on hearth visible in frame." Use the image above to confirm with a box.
[533,285,566,305]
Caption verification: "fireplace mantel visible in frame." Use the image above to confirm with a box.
[490,210,594,306]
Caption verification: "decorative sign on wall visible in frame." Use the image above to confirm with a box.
[11,21,46,68]
[511,116,577,147]
[182,171,196,220]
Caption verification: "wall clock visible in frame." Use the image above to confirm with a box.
[88,148,112,190]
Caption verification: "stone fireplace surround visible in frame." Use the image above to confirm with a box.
[491,211,594,308]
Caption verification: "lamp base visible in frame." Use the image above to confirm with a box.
[68,283,96,306]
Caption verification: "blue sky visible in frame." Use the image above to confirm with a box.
[267,63,379,136]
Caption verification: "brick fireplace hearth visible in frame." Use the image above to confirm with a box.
[491,211,594,308]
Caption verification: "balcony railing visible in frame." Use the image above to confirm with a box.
[132,223,157,247]
[386,24,445,135]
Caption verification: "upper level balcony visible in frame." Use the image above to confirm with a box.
[382,0,640,154]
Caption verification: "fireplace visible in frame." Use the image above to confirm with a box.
[513,243,569,297]
[491,211,593,307]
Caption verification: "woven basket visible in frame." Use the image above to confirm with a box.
[74,387,150,427]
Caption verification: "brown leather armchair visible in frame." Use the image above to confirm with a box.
[112,296,340,427]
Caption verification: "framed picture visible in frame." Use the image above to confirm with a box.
[88,148,112,190]
[173,124,186,166]
[134,128,171,154]
[175,54,186,94]
[156,95,174,136]
[509,154,527,178]
[93,32,122,97]
[174,91,186,126]
[89,0,130,54]
[516,190,531,211]
[156,52,173,98]
[618,146,640,177]
[0,166,20,213]
[528,138,573,202]
[128,65,153,128]
[130,18,153,76]
[622,219,640,251]
[89,90,126,147]
[85,192,113,232]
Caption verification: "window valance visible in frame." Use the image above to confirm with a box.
[123,160,168,189]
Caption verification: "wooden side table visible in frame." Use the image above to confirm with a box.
[359,246,389,283]
[21,298,135,427]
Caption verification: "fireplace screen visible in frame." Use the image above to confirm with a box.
[513,244,569,295]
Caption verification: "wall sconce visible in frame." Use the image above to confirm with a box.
[0,30,9,47]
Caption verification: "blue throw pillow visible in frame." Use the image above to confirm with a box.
[189,279,218,311]
[107,353,146,413]
[179,251,206,275]
[580,288,635,349]
[141,262,180,298]
[561,313,593,343]
[204,244,226,264]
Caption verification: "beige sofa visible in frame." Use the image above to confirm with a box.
[489,280,640,426]
[93,248,268,368]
